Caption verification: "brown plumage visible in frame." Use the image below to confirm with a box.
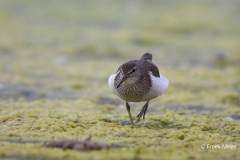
[108,53,169,126]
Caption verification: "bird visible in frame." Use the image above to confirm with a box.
[108,53,169,126]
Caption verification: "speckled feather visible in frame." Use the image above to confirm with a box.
[113,60,160,102]
[108,53,168,102]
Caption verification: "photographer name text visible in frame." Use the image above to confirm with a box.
[201,144,237,150]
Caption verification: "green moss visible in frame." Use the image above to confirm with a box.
[0,0,240,159]
[221,93,240,106]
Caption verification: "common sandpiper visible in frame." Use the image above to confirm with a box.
[108,53,169,126]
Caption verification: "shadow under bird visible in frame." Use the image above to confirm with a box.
[108,53,169,126]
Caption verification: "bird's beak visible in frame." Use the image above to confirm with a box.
[116,75,128,88]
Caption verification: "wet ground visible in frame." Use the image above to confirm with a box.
[0,0,240,159]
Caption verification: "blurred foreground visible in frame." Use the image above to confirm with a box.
[0,0,239,159]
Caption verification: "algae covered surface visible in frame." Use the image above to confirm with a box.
[0,0,240,159]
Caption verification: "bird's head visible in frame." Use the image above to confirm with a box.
[116,61,140,88]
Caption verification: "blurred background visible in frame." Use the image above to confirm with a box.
[0,0,239,104]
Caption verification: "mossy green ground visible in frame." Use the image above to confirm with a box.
[0,0,240,159]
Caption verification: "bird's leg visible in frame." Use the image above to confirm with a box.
[136,101,149,122]
[142,101,149,121]
[136,103,146,118]
[126,102,134,126]
[136,107,145,120]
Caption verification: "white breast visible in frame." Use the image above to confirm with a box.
[108,72,120,96]
[108,71,169,102]
[142,72,169,101]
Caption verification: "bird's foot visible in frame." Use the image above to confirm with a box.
[124,121,135,127]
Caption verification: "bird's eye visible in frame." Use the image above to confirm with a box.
[132,69,136,72]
